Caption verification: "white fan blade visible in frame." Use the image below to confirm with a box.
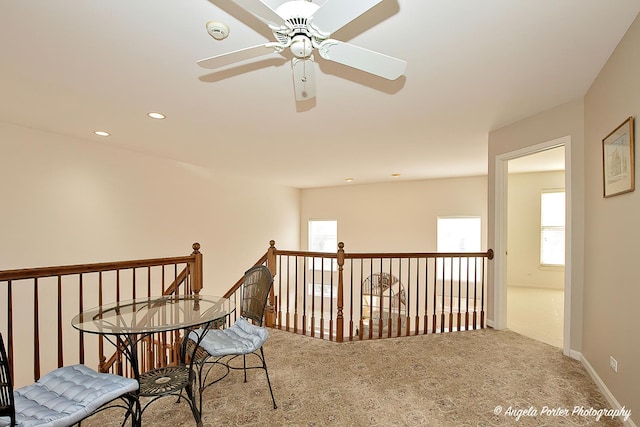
[292,58,316,101]
[310,0,383,36]
[318,39,406,80]
[231,0,289,30]
[197,44,278,70]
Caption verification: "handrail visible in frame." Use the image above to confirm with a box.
[344,250,494,259]
[0,256,196,281]
[0,243,203,386]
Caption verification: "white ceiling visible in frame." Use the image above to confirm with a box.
[2,1,639,188]
[508,146,565,174]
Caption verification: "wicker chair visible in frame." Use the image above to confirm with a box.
[188,265,277,412]
[0,333,138,427]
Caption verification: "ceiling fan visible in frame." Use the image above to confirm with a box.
[197,0,407,101]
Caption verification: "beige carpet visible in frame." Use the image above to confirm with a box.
[84,328,624,427]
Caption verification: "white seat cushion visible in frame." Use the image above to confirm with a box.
[190,317,269,357]
[0,364,138,427]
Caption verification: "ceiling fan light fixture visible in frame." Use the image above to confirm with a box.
[290,35,313,58]
[206,21,230,40]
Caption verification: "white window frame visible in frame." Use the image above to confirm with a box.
[540,190,565,267]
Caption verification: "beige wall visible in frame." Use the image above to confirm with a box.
[489,11,640,422]
[583,12,640,422]
[508,171,565,289]
[300,176,487,253]
[0,122,300,294]
[0,122,300,386]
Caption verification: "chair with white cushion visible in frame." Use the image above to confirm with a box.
[0,333,139,427]
[188,265,277,411]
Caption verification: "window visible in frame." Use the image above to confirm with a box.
[437,217,481,253]
[437,217,481,279]
[540,190,565,266]
[308,220,338,297]
[308,219,337,271]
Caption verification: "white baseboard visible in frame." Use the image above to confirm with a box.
[569,349,581,361]
[486,319,495,328]
[577,351,636,427]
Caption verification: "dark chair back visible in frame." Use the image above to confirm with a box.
[240,265,274,326]
[0,333,16,426]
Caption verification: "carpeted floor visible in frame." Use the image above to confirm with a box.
[84,328,625,426]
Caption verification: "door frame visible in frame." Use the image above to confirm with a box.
[493,135,572,357]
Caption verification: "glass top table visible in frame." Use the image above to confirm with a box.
[71,294,233,336]
[71,294,235,427]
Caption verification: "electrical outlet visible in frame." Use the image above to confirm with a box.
[609,356,618,373]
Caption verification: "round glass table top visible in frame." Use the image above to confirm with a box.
[71,294,233,335]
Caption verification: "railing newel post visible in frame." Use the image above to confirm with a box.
[336,242,345,343]
[191,242,202,296]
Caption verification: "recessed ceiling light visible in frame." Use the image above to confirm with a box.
[391,173,401,178]
[94,131,110,137]
[147,112,166,119]
[345,177,354,182]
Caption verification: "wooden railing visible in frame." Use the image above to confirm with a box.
[226,241,494,343]
[1,240,493,386]
[0,243,202,387]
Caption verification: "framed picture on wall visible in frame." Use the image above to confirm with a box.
[602,116,635,197]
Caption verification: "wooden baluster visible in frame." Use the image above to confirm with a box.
[347,258,354,341]
[147,266,151,297]
[432,258,437,334]
[33,278,40,381]
[161,265,166,294]
[293,255,299,334]
[116,269,121,302]
[448,257,453,333]
[98,272,105,372]
[465,257,470,331]
[311,257,316,338]
[328,257,333,341]
[398,260,403,337]
[319,258,324,340]
[457,257,462,331]
[473,258,478,329]
[359,261,364,340]
[387,260,393,338]
[78,275,84,364]
[480,256,486,329]
[407,259,412,336]
[132,268,136,300]
[278,256,283,330]
[284,255,289,331]
[57,276,63,367]
[6,281,14,381]
[301,256,307,335]
[416,258,429,335]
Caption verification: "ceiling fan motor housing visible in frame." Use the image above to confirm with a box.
[272,1,326,57]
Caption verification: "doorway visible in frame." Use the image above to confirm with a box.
[493,136,572,357]
[506,147,565,348]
